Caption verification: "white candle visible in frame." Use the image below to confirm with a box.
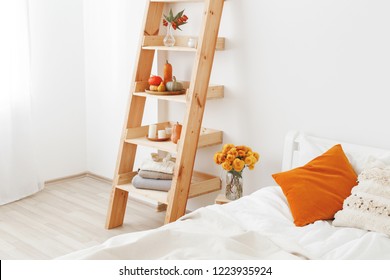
[165,127,172,136]
[158,130,167,139]
[148,124,157,138]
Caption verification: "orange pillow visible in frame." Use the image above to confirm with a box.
[272,144,357,226]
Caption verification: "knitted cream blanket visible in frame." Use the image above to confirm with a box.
[333,163,390,235]
[140,159,175,174]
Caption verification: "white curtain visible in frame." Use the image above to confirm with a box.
[0,0,43,205]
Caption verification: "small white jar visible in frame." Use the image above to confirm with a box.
[187,38,196,48]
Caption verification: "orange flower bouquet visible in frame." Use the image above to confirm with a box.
[214,144,260,200]
[214,144,260,176]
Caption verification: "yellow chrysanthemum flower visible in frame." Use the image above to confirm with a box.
[220,153,226,163]
[236,145,248,153]
[213,153,219,164]
[222,144,234,154]
[213,152,225,165]
[222,161,232,171]
[244,156,255,166]
[232,158,245,172]
[226,153,235,163]
[228,148,238,158]
[237,150,246,157]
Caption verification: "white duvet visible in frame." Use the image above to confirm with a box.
[59,186,390,259]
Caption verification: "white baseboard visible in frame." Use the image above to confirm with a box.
[44,172,93,185]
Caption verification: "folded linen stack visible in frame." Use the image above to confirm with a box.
[132,155,175,192]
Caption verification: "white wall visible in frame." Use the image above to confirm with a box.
[223,0,390,190]
[29,0,156,182]
[83,0,158,179]
[29,0,86,181]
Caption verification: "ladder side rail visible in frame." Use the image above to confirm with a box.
[165,0,225,223]
[106,1,164,229]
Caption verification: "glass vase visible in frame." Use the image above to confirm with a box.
[225,171,243,200]
[163,23,175,47]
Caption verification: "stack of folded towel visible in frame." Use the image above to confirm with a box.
[132,154,175,192]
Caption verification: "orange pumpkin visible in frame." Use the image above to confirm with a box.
[148,75,163,86]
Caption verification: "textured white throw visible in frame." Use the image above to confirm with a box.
[333,163,390,236]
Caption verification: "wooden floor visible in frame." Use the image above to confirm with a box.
[0,177,165,259]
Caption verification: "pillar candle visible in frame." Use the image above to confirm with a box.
[158,130,167,139]
[148,124,157,138]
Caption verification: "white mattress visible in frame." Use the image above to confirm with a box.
[59,186,390,260]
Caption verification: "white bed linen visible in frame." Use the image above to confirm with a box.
[59,186,390,260]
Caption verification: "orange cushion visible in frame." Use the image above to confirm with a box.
[272,144,357,226]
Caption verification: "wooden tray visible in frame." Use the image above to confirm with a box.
[147,136,171,142]
[145,89,186,96]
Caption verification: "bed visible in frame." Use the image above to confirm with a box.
[59,131,390,259]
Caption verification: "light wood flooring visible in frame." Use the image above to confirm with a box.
[0,177,165,259]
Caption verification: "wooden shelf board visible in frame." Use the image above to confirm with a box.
[115,171,221,205]
[118,184,169,204]
[126,136,177,154]
[215,193,231,205]
[142,46,196,52]
[189,171,221,198]
[143,36,225,51]
[133,83,224,103]
[134,91,187,103]
[125,124,223,153]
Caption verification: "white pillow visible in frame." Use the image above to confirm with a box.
[298,134,390,174]
[333,161,390,236]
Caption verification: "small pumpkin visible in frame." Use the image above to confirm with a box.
[166,76,183,92]
[171,122,182,144]
[149,85,158,91]
[148,75,163,86]
[157,82,166,92]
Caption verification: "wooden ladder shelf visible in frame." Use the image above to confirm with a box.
[106,0,225,229]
